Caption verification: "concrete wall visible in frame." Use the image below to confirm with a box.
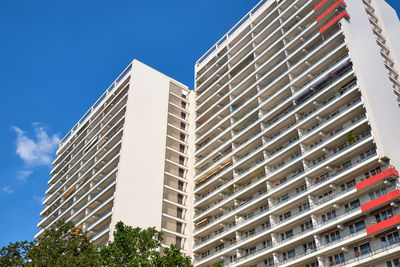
[110,60,171,234]
[341,0,400,167]
[375,0,400,72]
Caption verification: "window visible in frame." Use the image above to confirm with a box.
[279,211,291,221]
[261,221,270,229]
[318,190,333,200]
[325,230,340,244]
[201,250,210,258]
[180,122,186,130]
[177,207,183,219]
[229,255,237,263]
[345,199,360,211]
[306,263,318,267]
[364,166,382,179]
[179,144,185,153]
[322,210,337,222]
[301,220,313,232]
[375,208,394,223]
[176,236,182,248]
[181,101,187,109]
[349,220,365,234]
[281,229,293,240]
[264,258,274,266]
[298,202,310,212]
[215,244,224,252]
[277,194,289,203]
[245,246,256,256]
[201,235,209,242]
[180,133,186,142]
[340,179,355,191]
[176,222,182,233]
[329,252,344,264]
[282,249,295,260]
[387,258,400,267]
[369,187,387,200]
[354,242,371,255]
[180,112,186,120]
[381,231,400,247]
[179,156,185,165]
[177,194,183,204]
[245,228,256,238]
[178,168,185,178]
[263,239,272,248]
[303,241,316,252]
[178,181,184,191]
[296,184,306,194]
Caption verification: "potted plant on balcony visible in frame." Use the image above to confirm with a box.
[347,131,357,145]
[329,261,335,266]
[354,252,361,257]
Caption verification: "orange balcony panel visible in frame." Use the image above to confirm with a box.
[361,189,400,212]
[316,0,347,22]
[319,11,350,34]
[366,214,400,235]
[356,168,399,191]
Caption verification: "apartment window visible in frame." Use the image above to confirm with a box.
[177,194,183,204]
[318,190,333,200]
[282,249,295,260]
[201,250,210,258]
[329,252,344,264]
[349,220,365,234]
[245,228,256,238]
[177,207,183,219]
[295,184,306,194]
[322,210,337,223]
[303,241,316,252]
[176,222,183,233]
[340,179,355,191]
[277,193,289,204]
[369,187,387,200]
[180,133,186,142]
[214,228,223,235]
[298,202,310,212]
[381,231,400,247]
[201,235,209,243]
[301,220,313,232]
[180,112,186,120]
[262,239,272,248]
[375,208,393,223]
[387,258,400,267]
[180,122,186,130]
[353,242,371,255]
[176,236,182,248]
[264,258,274,266]
[215,244,224,252]
[245,246,256,256]
[306,262,318,267]
[364,166,382,179]
[345,199,360,211]
[178,168,184,178]
[281,229,293,240]
[229,255,237,263]
[179,156,185,165]
[179,144,185,153]
[181,101,187,109]
[261,221,270,229]
[279,211,291,221]
[178,181,184,191]
[325,230,340,244]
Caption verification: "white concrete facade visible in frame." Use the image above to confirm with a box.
[193,0,400,266]
[36,59,195,256]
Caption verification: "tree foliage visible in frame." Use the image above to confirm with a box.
[100,221,192,266]
[0,220,192,266]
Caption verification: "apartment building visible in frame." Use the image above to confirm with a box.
[35,60,196,255]
[193,0,400,266]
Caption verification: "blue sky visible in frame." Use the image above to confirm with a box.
[0,0,399,247]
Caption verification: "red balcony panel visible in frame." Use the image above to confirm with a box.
[361,189,400,212]
[316,0,347,22]
[314,0,330,11]
[319,11,350,34]
[366,214,400,235]
[356,168,399,191]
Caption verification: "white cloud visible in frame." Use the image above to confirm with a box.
[33,195,46,204]
[2,186,15,194]
[16,170,33,181]
[11,123,60,166]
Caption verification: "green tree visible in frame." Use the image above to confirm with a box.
[100,221,192,266]
[0,219,100,267]
[0,241,31,266]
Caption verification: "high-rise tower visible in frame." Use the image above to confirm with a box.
[193,0,400,266]
[36,60,195,255]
